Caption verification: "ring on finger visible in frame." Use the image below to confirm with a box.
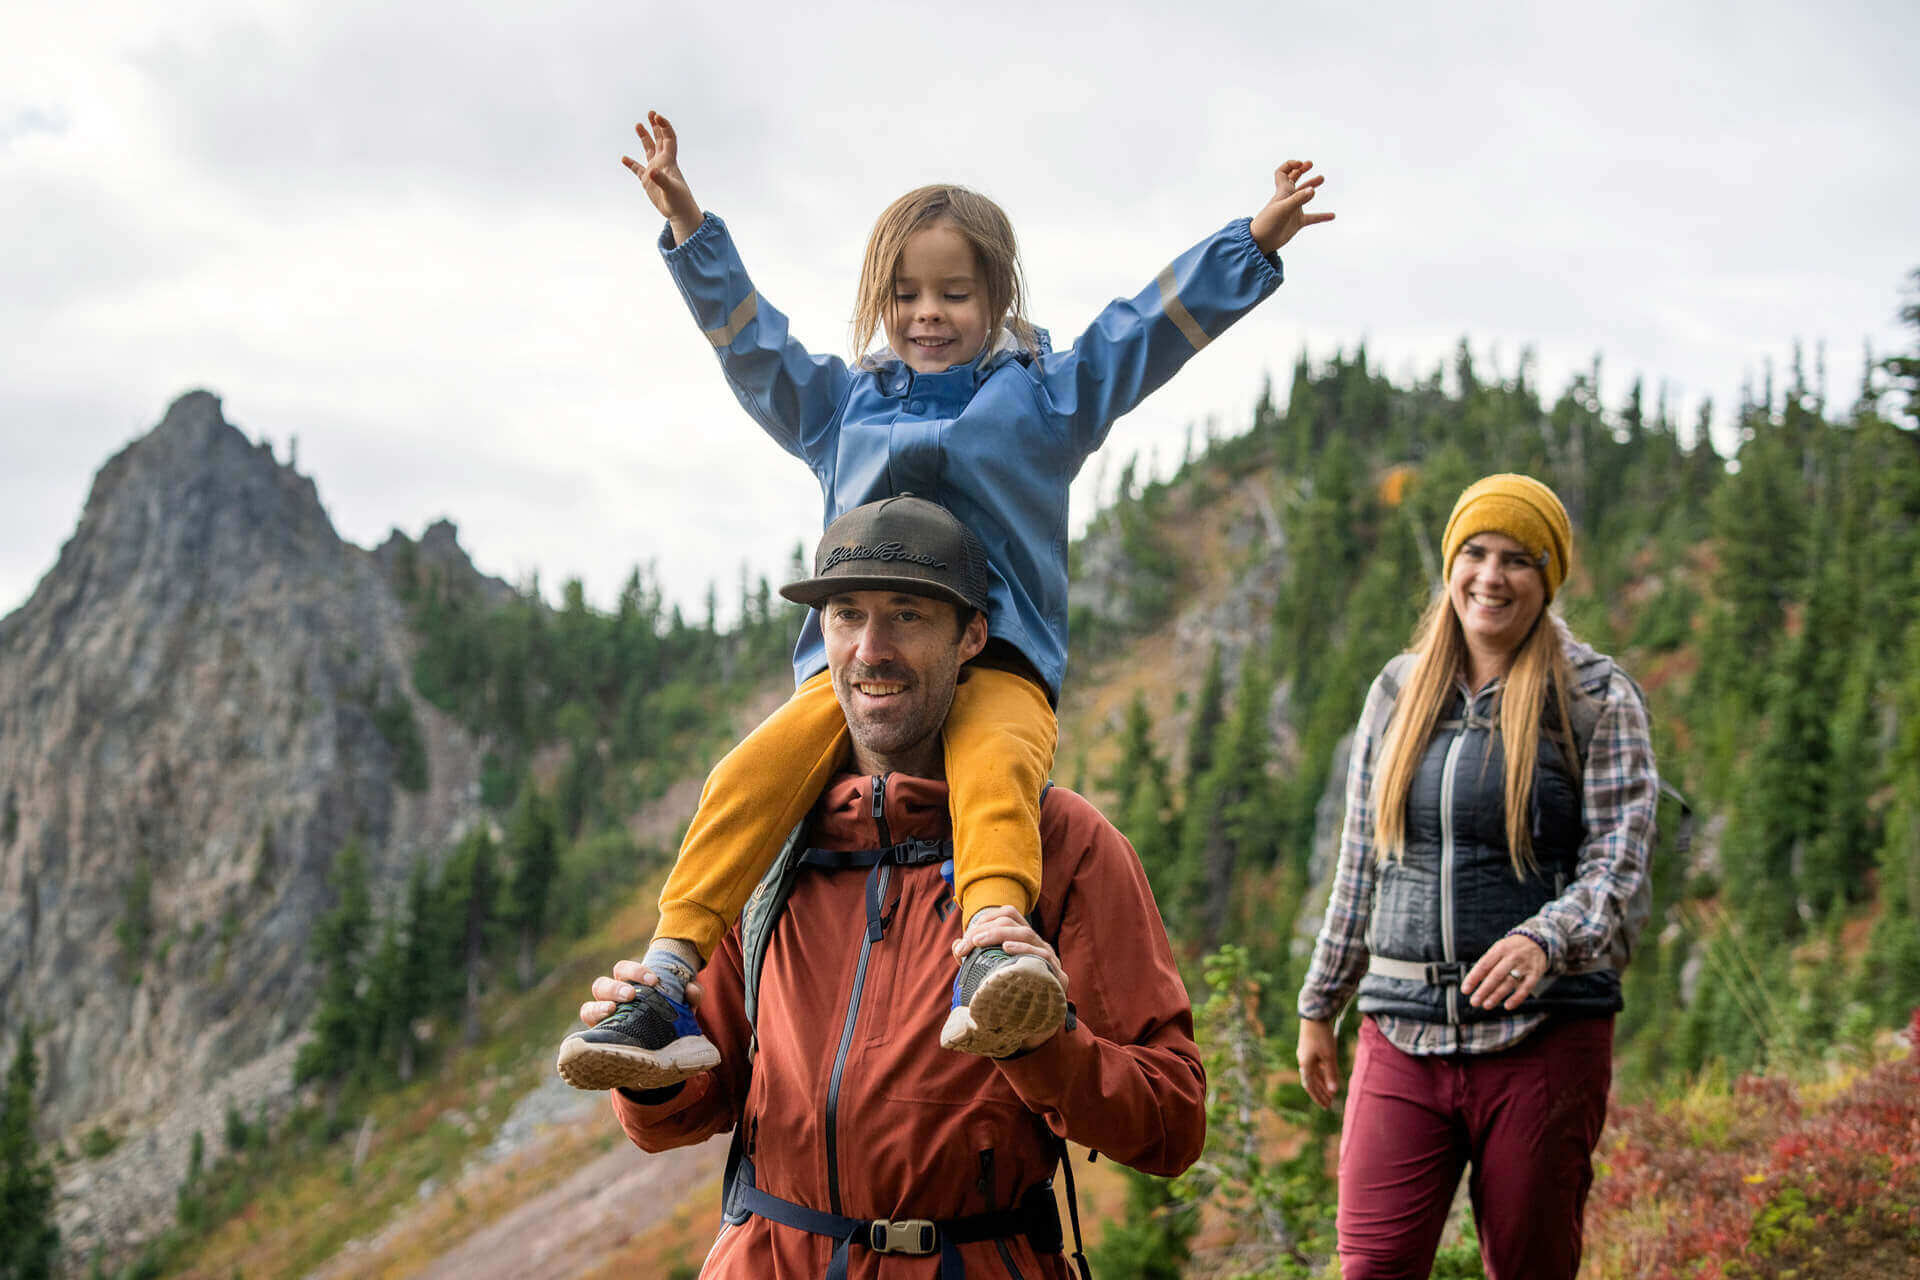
[1508,968,1524,981]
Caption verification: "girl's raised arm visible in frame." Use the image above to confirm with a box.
[623,110,704,246]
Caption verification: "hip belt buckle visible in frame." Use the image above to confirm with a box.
[870,1218,937,1254]
[1423,961,1466,986]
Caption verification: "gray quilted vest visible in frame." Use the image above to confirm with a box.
[1356,648,1626,1026]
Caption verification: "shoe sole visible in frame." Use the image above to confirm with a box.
[554,1034,721,1092]
[938,956,1067,1058]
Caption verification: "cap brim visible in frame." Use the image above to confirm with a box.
[779,574,977,611]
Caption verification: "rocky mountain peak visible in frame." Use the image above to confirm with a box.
[43,391,333,622]
[0,392,491,1258]
[375,516,516,609]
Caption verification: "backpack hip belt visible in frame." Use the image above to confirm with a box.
[733,1178,1064,1280]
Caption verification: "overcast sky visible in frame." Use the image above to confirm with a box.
[4,0,1915,623]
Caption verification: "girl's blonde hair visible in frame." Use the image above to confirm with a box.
[1370,593,1581,879]
[850,185,1037,363]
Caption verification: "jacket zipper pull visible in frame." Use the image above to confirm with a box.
[872,773,892,847]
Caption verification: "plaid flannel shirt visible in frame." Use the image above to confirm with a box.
[1296,621,1660,1056]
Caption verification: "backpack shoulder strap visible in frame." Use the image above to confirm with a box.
[1568,658,1692,845]
[738,816,814,1063]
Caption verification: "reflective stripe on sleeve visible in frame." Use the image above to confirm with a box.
[705,292,759,347]
[1156,268,1210,352]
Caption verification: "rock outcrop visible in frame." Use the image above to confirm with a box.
[0,391,496,1255]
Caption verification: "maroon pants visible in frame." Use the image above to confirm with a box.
[1336,1015,1614,1280]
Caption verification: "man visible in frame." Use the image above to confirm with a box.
[569,496,1204,1277]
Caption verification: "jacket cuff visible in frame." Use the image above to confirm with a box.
[609,1072,707,1125]
[1226,216,1285,287]
[1297,990,1346,1024]
[658,210,722,260]
[1511,918,1565,972]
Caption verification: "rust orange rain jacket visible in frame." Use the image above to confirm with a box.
[612,772,1205,1278]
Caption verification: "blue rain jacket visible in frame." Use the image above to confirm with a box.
[660,212,1285,700]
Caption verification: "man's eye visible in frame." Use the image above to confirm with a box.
[897,611,922,623]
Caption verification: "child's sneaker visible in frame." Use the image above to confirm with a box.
[939,945,1067,1058]
[556,986,719,1091]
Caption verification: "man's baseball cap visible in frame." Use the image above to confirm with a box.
[780,495,992,615]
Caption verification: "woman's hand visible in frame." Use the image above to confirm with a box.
[1462,933,1549,1010]
[1249,160,1334,255]
[623,110,703,246]
[1297,1017,1342,1109]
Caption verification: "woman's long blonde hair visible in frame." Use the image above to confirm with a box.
[1370,594,1581,878]
[850,185,1037,363]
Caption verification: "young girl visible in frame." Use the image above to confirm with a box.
[557,110,1333,1090]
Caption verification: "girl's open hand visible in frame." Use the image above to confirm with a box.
[623,110,702,245]
[1249,160,1334,255]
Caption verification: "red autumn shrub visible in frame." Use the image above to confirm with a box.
[1586,1013,1920,1279]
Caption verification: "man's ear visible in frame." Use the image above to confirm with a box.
[959,610,989,663]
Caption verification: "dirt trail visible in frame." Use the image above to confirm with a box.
[414,1138,726,1280]
[309,1095,727,1280]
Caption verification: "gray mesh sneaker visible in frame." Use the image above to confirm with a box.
[555,985,719,1091]
[938,945,1067,1058]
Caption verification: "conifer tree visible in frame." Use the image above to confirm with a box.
[295,838,374,1085]
[1102,693,1164,817]
[1862,602,1920,1023]
[361,916,407,1080]
[392,857,437,1082]
[447,827,500,1044]
[1881,267,1920,428]
[1179,657,1277,947]
[1723,630,1824,938]
[0,1026,59,1280]
[1184,644,1226,785]
[1704,401,1805,695]
[504,784,561,988]
[1103,694,1177,894]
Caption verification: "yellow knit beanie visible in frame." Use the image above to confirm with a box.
[1441,474,1573,599]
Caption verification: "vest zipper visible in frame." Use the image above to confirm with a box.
[1438,708,1473,1027]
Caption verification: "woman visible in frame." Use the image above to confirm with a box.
[1295,473,1660,1280]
